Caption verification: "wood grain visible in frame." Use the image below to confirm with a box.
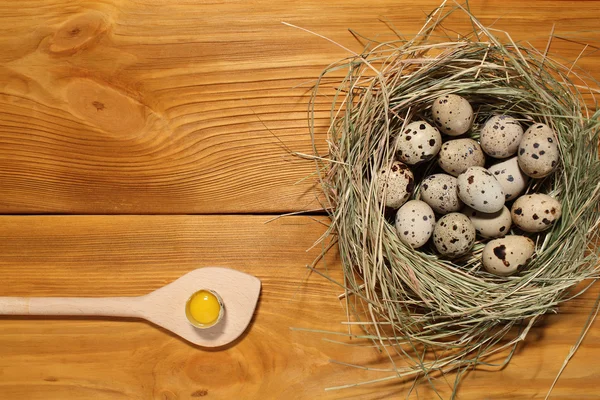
[0,0,598,213]
[0,215,598,399]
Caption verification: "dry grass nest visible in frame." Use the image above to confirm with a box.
[304,3,600,395]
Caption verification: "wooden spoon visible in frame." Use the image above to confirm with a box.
[0,267,261,347]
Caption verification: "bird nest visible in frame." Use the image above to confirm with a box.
[306,3,600,395]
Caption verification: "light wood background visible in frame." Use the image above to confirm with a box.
[0,1,599,399]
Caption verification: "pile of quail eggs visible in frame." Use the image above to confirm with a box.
[377,94,561,277]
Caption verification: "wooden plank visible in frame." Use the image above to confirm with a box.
[0,1,598,213]
[0,215,599,399]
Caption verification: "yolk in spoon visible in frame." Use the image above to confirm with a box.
[187,290,222,327]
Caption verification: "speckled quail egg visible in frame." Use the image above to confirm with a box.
[432,213,476,258]
[463,205,512,239]
[438,139,486,177]
[431,94,474,136]
[395,200,436,248]
[376,161,414,209]
[511,193,562,232]
[419,174,463,214]
[482,235,535,276]
[395,121,442,165]
[457,166,505,213]
[488,157,529,201]
[517,123,560,178]
[480,115,524,158]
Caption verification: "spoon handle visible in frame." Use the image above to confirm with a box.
[0,296,146,318]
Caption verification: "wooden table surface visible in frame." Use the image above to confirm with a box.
[0,1,599,399]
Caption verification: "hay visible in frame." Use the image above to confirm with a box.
[303,2,600,397]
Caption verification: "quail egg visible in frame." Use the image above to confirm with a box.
[419,174,463,214]
[438,139,486,177]
[488,157,529,201]
[395,200,436,248]
[457,166,505,213]
[395,121,442,165]
[517,123,560,178]
[511,193,562,232]
[463,205,512,238]
[376,161,415,209]
[432,213,476,258]
[432,94,474,136]
[482,235,535,276]
[480,115,524,158]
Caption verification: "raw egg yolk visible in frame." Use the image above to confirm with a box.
[188,290,221,327]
